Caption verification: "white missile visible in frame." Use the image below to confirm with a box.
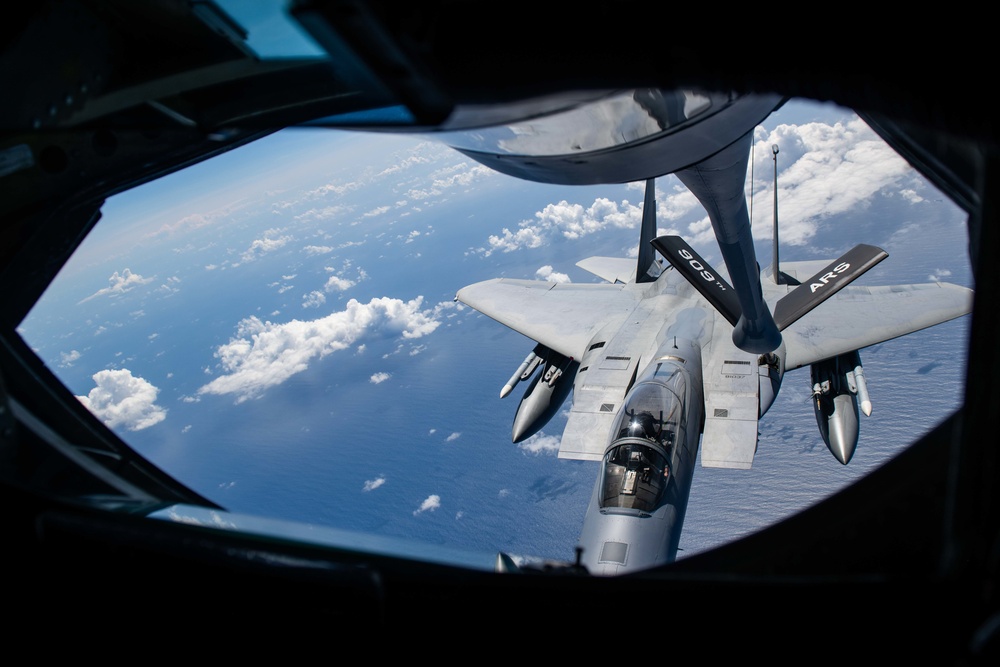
[500,352,538,398]
[853,363,872,416]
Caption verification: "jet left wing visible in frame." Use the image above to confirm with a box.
[779,280,973,370]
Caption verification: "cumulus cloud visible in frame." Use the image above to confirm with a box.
[407,164,494,200]
[324,275,356,292]
[370,372,391,384]
[377,153,430,177]
[364,205,390,218]
[535,265,571,283]
[445,432,461,442]
[413,495,441,515]
[478,116,912,255]
[303,245,334,255]
[240,229,292,262]
[79,269,154,303]
[363,477,386,491]
[743,117,912,247]
[302,290,326,308]
[303,179,363,199]
[197,296,443,402]
[517,432,561,456]
[483,196,653,255]
[929,268,952,282]
[59,350,81,367]
[76,369,167,431]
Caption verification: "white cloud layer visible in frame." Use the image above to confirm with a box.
[741,117,911,247]
[370,372,391,384]
[197,296,443,402]
[480,116,912,254]
[76,369,167,431]
[483,197,647,255]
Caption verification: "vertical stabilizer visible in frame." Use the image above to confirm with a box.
[636,178,658,283]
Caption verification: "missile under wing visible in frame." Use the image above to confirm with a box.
[455,180,973,575]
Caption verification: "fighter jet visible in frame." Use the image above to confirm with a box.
[456,177,973,575]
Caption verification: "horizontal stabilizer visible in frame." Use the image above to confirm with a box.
[576,256,636,284]
[772,244,888,331]
[651,236,741,326]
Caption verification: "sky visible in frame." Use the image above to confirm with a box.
[17,91,973,570]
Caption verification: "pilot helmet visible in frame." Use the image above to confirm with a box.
[628,412,657,439]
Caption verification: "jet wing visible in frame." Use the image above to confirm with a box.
[455,278,638,361]
[780,281,973,370]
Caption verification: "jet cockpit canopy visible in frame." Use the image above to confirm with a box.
[600,372,688,513]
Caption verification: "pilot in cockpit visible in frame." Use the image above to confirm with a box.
[628,411,660,442]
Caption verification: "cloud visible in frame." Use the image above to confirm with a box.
[483,196,652,255]
[363,477,386,491]
[197,296,443,402]
[59,350,81,367]
[517,432,561,456]
[302,290,326,308]
[76,369,167,431]
[376,153,430,177]
[364,205,390,218]
[445,432,461,442]
[294,205,352,223]
[240,228,292,262]
[929,268,952,282]
[413,495,441,515]
[79,268,154,303]
[742,117,912,247]
[324,275,356,292]
[406,163,494,200]
[535,265,571,283]
[370,372,391,384]
[478,116,912,255]
[305,180,363,198]
[303,245,334,255]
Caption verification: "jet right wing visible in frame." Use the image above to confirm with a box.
[455,278,639,361]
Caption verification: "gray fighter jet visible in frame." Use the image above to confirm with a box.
[456,175,973,576]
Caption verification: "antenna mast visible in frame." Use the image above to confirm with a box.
[772,144,787,285]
